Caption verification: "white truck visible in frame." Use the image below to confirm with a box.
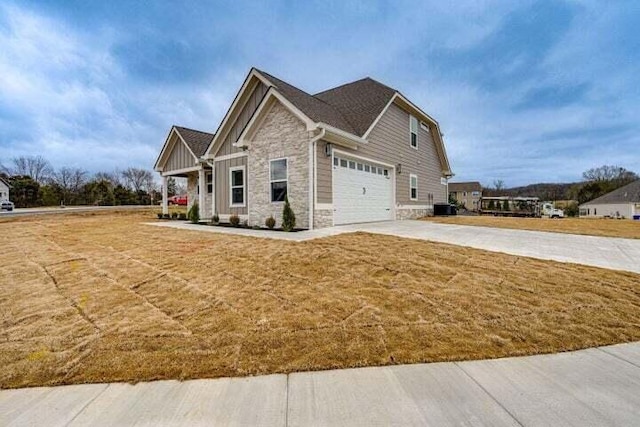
[542,202,564,218]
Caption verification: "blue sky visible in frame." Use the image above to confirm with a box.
[0,0,638,187]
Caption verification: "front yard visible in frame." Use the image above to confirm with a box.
[424,215,640,239]
[1,210,639,388]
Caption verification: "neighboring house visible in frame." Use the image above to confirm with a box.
[0,177,10,201]
[154,68,453,229]
[579,180,640,219]
[448,181,482,211]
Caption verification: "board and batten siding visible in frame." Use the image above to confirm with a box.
[316,140,332,204]
[214,156,248,216]
[216,81,269,157]
[317,102,447,205]
[164,133,197,172]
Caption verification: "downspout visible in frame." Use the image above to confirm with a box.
[308,128,326,230]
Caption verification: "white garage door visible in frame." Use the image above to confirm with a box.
[333,156,393,225]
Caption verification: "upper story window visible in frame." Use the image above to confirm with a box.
[270,158,288,202]
[229,166,245,207]
[410,115,418,149]
[410,174,418,200]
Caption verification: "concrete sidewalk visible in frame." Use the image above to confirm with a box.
[2,342,639,426]
[147,220,640,274]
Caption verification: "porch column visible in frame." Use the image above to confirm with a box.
[211,162,216,217]
[198,167,206,217]
[161,174,168,215]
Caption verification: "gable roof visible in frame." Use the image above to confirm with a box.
[0,176,10,188]
[173,126,214,158]
[314,77,396,137]
[448,182,482,192]
[257,69,357,134]
[581,180,640,205]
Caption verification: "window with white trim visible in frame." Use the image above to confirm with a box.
[410,115,418,149]
[410,174,418,200]
[229,166,245,206]
[270,158,288,202]
[206,172,213,194]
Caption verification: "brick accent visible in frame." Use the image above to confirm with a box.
[314,209,333,228]
[248,102,310,229]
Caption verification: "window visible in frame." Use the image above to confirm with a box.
[472,191,480,197]
[270,158,288,202]
[377,168,383,175]
[364,164,370,173]
[383,169,389,177]
[410,115,418,149]
[340,159,348,168]
[357,163,364,171]
[410,174,418,200]
[334,157,339,166]
[229,166,245,206]
[348,161,356,169]
[206,173,213,194]
[371,166,377,174]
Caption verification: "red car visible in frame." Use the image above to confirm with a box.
[167,195,187,206]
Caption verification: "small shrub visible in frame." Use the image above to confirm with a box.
[171,212,178,220]
[252,225,261,230]
[178,213,187,220]
[229,214,240,227]
[265,216,276,229]
[212,212,220,224]
[163,213,170,219]
[242,219,248,228]
[188,202,200,224]
[282,196,296,231]
[157,213,163,219]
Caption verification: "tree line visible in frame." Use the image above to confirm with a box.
[0,155,172,208]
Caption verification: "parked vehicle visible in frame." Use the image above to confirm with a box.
[1,200,15,211]
[168,195,187,206]
[542,202,564,218]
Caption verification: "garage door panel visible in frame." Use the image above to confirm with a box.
[333,156,393,225]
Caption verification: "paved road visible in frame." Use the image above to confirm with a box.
[2,342,639,426]
[1,205,151,218]
[149,220,640,274]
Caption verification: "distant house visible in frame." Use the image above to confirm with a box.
[154,67,453,228]
[448,181,482,211]
[0,177,10,201]
[579,180,640,219]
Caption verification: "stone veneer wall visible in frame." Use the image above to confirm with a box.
[313,209,333,228]
[248,102,310,229]
[186,173,197,212]
[396,207,433,220]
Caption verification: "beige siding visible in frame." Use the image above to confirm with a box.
[214,156,248,216]
[579,203,635,218]
[165,134,196,172]
[316,140,332,204]
[216,81,268,157]
[336,102,447,206]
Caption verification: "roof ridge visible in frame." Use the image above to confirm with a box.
[314,76,397,97]
[173,125,214,136]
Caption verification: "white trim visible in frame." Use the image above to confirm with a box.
[236,89,316,147]
[333,149,395,169]
[409,174,418,201]
[161,166,200,177]
[198,167,206,215]
[213,151,248,162]
[362,96,394,139]
[316,203,333,210]
[317,122,368,146]
[205,68,272,158]
[269,157,289,203]
[155,127,200,171]
[229,165,246,208]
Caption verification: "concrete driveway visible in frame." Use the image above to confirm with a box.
[149,220,640,274]
[2,342,639,426]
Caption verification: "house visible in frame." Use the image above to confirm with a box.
[0,177,10,201]
[448,181,482,211]
[154,68,453,229]
[579,180,640,219]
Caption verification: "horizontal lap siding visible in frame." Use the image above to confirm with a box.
[214,156,248,215]
[217,82,268,157]
[349,103,446,205]
[316,141,332,204]
[165,134,196,172]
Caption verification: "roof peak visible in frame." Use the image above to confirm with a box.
[173,125,214,136]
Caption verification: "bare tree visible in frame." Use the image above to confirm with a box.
[11,155,53,183]
[493,179,506,192]
[121,167,154,193]
[53,167,88,205]
[582,165,637,183]
[94,171,122,186]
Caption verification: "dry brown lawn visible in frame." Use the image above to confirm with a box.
[1,210,639,389]
[424,215,640,239]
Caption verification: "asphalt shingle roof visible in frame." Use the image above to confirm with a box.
[448,182,482,192]
[173,126,214,158]
[582,179,640,205]
[257,69,397,137]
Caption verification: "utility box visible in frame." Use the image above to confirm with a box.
[434,203,457,216]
